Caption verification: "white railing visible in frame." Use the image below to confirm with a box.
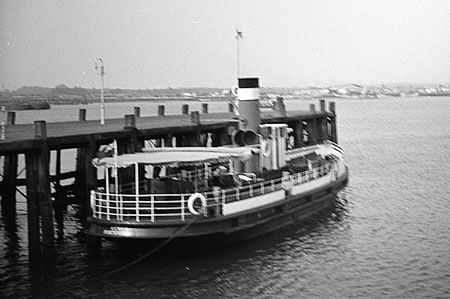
[90,163,332,223]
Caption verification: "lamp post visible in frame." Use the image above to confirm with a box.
[235,29,243,79]
[95,58,105,125]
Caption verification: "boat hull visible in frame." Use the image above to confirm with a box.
[84,166,349,248]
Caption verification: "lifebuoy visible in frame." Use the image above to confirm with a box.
[187,193,207,216]
[261,139,271,157]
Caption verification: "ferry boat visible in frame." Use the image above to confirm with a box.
[85,78,349,247]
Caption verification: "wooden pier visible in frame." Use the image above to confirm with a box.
[0,99,338,260]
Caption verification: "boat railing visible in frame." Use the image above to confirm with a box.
[90,162,332,223]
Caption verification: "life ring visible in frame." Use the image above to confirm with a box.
[187,193,207,216]
[261,139,271,157]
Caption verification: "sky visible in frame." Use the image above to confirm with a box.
[1,0,450,90]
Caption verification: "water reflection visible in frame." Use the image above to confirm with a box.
[1,214,21,263]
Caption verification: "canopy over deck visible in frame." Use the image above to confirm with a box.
[92,147,257,168]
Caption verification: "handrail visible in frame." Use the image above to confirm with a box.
[91,162,333,222]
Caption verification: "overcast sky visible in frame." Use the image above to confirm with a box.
[1,0,450,89]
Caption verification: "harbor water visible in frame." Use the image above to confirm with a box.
[1,97,449,298]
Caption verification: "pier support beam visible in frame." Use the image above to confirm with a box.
[25,151,41,259]
[202,103,208,114]
[157,105,165,117]
[1,112,17,218]
[319,100,328,141]
[53,149,65,238]
[79,108,86,121]
[134,107,141,118]
[182,104,189,115]
[308,104,318,144]
[124,114,140,153]
[25,121,55,259]
[329,102,338,143]
[75,136,97,216]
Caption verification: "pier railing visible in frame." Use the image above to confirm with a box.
[90,163,332,222]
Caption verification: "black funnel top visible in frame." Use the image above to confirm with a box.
[238,78,259,88]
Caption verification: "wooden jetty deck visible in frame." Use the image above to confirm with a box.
[0,100,338,260]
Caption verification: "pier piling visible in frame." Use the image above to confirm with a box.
[25,121,55,259]
[124,114,140,153]
[134,107,141,118]
[1,112,18,218]
[182,104,189,115]
[202,103,208,114]
[79,109,86,121]
[329,102,338,143]
[158,105,165,117]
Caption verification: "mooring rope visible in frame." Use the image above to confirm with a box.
[103,215,198,277]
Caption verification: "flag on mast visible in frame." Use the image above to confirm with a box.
[236,29,243,39]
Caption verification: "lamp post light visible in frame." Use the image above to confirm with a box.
[95,58,105,125]
[235,29,243,80]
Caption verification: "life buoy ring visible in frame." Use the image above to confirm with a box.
[261,139,271,157]
[187,193,207,216]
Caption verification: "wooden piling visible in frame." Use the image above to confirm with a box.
[79,108,87,121]
[134,107,141,118]
[25,151,41,259]
[7,111,16,125]
[318,100,328,141]
[202,103,208,114]
[124,114,140,153]
[54,149,64,238]
[158,105,165,117]
[293,120,304,148]
[31,121,55,258]
[182,104,189,115]
[320,99,326,112]
[83,136,97,214]
[308,105,318,144]
[329,102,338,143]
[75,108,87,200]
[1,112,18,218]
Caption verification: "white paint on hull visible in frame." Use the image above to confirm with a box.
[222,189,285,216]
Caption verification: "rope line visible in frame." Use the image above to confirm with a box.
[103,216,198,277]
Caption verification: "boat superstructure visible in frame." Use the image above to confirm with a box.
[85,78,348,244]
